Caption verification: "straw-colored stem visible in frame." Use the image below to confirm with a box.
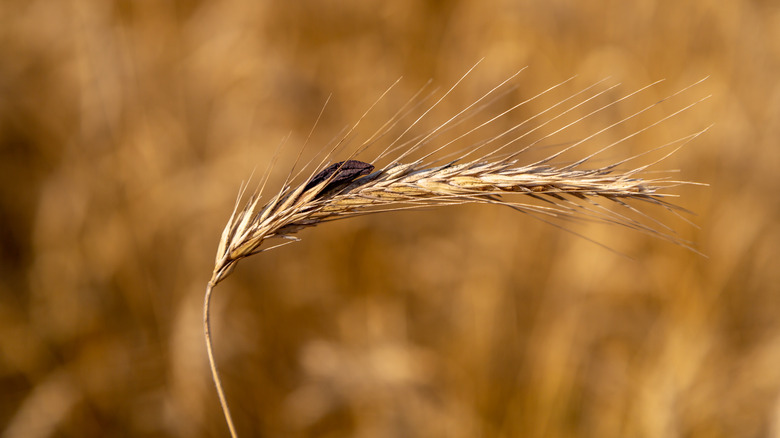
[204,280,238,438]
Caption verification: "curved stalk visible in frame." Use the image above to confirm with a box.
[204,280,238,438]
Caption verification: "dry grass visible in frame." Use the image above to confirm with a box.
[2,1,779,437]
[205,67,709,435]
[212,72,708,285]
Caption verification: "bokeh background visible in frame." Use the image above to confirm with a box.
[2,0,779,437]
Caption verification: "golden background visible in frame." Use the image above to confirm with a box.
[1,0,778,436]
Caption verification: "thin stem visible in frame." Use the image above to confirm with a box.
[204,280,238,438]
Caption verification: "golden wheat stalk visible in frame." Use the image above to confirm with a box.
[204,64,709,436]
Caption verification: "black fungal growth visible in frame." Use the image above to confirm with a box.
[303,160,375,195]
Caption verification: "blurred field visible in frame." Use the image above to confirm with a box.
[1,1,779,437]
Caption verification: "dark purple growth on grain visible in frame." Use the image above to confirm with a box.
[304,160,375,194]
